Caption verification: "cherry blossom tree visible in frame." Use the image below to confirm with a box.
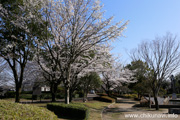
[101,61,136,96]
[23,59,62,102]
[0,57,14,87]
[0,57,7,73]
[23,61,44,85]
[0,71,14,87]
[37,0,129,104]
[37,54,62,102]
[66,45,111,102]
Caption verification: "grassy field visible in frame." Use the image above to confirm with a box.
[29,100,111,120]
[28,100,111,120]
[73,101,111,120]
[2,98,111,120]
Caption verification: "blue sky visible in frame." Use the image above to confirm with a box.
[101,0,180,64]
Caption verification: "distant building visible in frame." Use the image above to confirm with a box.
[41,85,50,92]
[22,81,50,92]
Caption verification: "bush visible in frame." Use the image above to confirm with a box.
[20,94,32,99]
[41,93,52,99]
[56,93,65,99]
[96,93,108,96]
[21,91,33,94]
[5,91,15,98]
[74,91,84,98]
[123,94,138,99]
[94,96,115,103]
[74,94,79,98]
[31,95,38,100]
[47,103,89,120]
[0,100,58,119]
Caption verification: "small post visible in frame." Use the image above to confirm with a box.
[149,93,151,109]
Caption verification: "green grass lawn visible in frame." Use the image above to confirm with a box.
[73,101,111,120]
[28,100,111,120]
[31,100,111,120]
[2,98,111,120]
[29,100,111,120]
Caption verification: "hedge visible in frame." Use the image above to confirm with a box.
[47,103,89,120]
[20,94,32,99]
[112,93,138,99]
[96,93,108,96]
[123,94,138,99]
[0,100,58,120]
[93,96,116,103]
[5,91,16,98]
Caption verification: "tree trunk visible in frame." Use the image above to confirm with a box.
[51,92,56,102]
[51,83,58,102]
[66,87,70,104]
[153,91,159,110]
[107,90,110,96]
[15,65,24,103]
[69,89,73,102]
[65,89,67,103]
[65,67,71,104]
[15,84,21,102]
[83,89,88,102]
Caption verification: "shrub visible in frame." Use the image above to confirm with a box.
[47,103,89,120]
[5,91,15,98]
[56,93,65,99]
[74,94,79,98]
[96,93,108,96]
[123,94,138,99]
[32,95,38,100]
[0,100,58,120]
[73,91,84,98]
[20,94,32,99]
[41,93,52,99]
[21,91,33,94]
[94,96,115,103]
[42,91,51,94]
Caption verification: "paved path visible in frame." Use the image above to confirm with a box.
[144,97,167,105]
[102,98,180,120]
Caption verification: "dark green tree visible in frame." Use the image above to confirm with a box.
[80,72,101,102]
[126,60,152,98]
[0,0,46,102]
[175,73,180,94]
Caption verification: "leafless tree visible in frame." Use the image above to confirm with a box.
[134,33,180,110]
